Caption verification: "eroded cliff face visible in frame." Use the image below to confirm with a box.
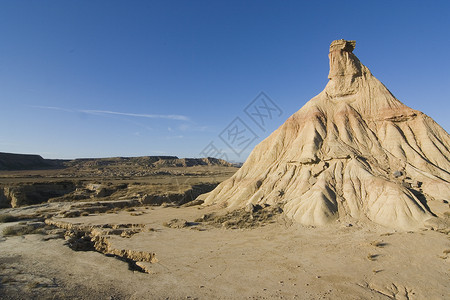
[202,40,450,230]
[0,181,219,208]
[0,182,77,208]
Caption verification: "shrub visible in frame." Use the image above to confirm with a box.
[367,254,378,261]
[2,225,43,236]
[370,240,387,247]
[0,214,18,223]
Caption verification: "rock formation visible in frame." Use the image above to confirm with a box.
[202,39,450,230]
[0,152,60,170]
[0,153,232,171]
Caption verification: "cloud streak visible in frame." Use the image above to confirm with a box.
[80,109,189,121]
[31,106,190,121]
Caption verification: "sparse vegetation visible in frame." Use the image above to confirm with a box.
[1,276,16,284]
[367,254,378,261]
[130,212,144,216]
[0,214,18,223]
[2,225,43,236]
[380,232,393,236]
[195,204,283,229]
[370,240,387,248]
[26,281,40,289]
[62,211,81,218]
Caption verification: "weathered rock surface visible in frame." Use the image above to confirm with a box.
[139,183,218,206]
[0,177,224,208]
[0,182,76,208]
[45,218,157,271]
[151,157,232,168]
[202,39,450,230]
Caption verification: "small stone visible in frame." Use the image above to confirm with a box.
[245,203,255,213]
[393,171,403,178]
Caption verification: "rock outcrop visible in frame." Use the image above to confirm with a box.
[64,156,233,169]
[151,157,232,168]
[202,40,450,230]
[0,181,219,208]
[0,182,76,208]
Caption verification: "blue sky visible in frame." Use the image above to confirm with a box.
[1,1,449,161]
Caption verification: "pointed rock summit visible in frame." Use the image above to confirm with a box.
[202,39,450,230]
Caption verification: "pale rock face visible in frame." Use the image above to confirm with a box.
[202,40,450,230]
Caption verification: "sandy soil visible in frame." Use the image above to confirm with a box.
[1,205,449,299]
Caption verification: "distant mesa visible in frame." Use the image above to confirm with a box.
[66,156,233,168]
[0,152,60,170]
[200,39,450,230]
[0,152,233,171]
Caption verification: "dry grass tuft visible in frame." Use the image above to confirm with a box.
[0,214,18,223]
[1,276,16,284]
[370,240,387,248]
[367,254,378,261]
[2,224,43,236]
[26,281,41,289]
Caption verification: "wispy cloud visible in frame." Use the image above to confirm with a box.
[178,124,209,132]
[165,135,184,139]
[30,106,190,121]
[80,109,189,121]
[31,105,73,113]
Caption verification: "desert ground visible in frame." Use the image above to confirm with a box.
[1,203,449,299]
[0,159,449,299]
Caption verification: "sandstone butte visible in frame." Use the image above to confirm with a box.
[201,39,450,230]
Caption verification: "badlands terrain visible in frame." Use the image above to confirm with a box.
[1,40,449,299]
